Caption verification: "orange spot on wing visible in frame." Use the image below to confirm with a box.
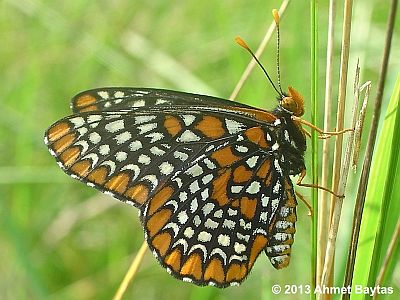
[211,146,240,168]
[211,169,232,206]
[151,232,172,257]
[231,199,240,207]
[226,263,247,282]
[75,94,97,108]
[70,160,92,177]
[240,197,257,219]
[264,168,273,185]
[233,165,253,183]
[105,173,130,194]
[165,248,182,273]
[244,127,269,148]
[256,160,271,178]
[148,186,174,216]
[124,184,149,205]
[181,253,203,281]
[87,166,109,185]
[195,116,225,138]
[204,258,225,283]
[79,105,98,112]
[146,209,172,237]
[164,115,182,137]
[51,133,77,154]
[47,122,71,142]
[59,146,80,167]
[248,235,268,269]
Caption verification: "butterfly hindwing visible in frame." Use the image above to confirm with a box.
[142,139,292,287]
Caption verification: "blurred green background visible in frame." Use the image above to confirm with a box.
[1,1,398,299]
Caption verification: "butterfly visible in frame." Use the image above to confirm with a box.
[44,85,307,288]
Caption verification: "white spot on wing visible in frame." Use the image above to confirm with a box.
[69,117,85,127]
[178,130,201,142]
[177,211,189,224]
[174,151,189,161]
[186,164,203,177]
[138,154,151,165]
[246,156,259,168]
[134,115,156,124]
[115,151,128,162]
[198,231,212,242]
[184,227,194,238]
[225,119,245,134]
[89,132,101,144]
[129,140,142,151]
[105,120,124,133]
[189,180,200,194]
[146,132,164,143]
[217,234,230,246]
[204,218,218,229]
[137,123,157,135]
[133,100,145,107]
[159,162,174,175]
[87,115,102,123]
[234,242,246,254]
[246,181,261,194]
[99,144,110,155]
[114,91,125,98]
[182,114,196,126]
[115,131,132,144]
[150,146,165,156]
[98,91,109,99]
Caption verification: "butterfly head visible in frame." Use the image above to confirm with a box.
[279,86,304,117]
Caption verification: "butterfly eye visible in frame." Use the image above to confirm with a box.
[280,96,304,117]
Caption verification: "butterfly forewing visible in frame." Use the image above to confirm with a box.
[71,88,255,113]
[45,87,300,288]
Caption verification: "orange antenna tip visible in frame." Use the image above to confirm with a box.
[272,9,280,25]
[235,36,250,50]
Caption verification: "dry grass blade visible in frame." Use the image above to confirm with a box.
[324,0,354,288]
[352,81,371,170]
[114,241,148,300]
[343,0,398,291]
[317,0,336,291]
[321,61,361,286]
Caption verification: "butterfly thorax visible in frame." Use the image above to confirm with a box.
[268,87,307,176]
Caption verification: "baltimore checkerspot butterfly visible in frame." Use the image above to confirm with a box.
[44,10,327,288]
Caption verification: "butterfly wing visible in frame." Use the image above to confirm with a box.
[45,89,297,287]
[70,87,255,113]
[142,140,296,287]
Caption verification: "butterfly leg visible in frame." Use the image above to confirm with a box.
[293,116,353,139]
[296,169,344,198]
[294,191,313,216]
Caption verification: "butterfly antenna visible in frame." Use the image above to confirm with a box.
[235,36,282,97]
[272,9,284,95]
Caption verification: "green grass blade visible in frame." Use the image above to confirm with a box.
[310,1,319,298]
[350,76,400,299]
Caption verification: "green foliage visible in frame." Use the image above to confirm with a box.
[351,77,400,300]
